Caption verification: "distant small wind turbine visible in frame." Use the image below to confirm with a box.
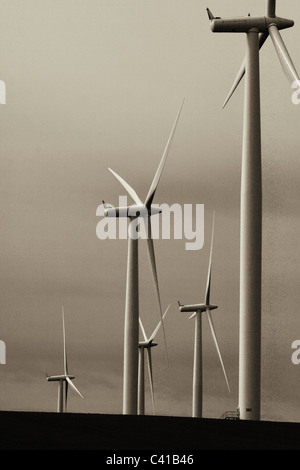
[138,304,171,416]
[178,213,230,418]
[103,100,184,415]
[46,307,83,413]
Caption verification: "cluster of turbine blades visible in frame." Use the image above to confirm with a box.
[108,99,184,362]
[139,305,171,414]
[213,0,300,108]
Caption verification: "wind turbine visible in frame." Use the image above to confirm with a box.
[46,307,83,413]
[103,100,184,415]
[178,213,230,418]
[207,1,299,421]
[138,304,171,416]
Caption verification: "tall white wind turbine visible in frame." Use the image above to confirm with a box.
[178,213,230,418]
[103,100,184,415]
[138,304,171,416]
[207,1,299,421]
[46,307,83,413]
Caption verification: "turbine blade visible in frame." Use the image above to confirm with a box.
[62,306,68,376]
[65,380,68,412]
[146,349,155,415]
[206,8,215,21]
[259,31,270,50]
[268,25,300,86]
[146,219,169,365]
[66,377,84,399]
[223,33,269,108]
[205,212,215,306]
[139,317,149,343]
[189,312,197,320]
[149,304,171,342]
[144,99,184,208]
[57,384,61,413]
[206,308,231,394]
[108,168,143,206]
[266,0,276,17]
[222,58,246,109]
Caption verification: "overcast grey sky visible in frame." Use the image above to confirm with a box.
[0,0,300,421]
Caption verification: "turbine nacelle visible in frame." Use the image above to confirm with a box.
[103,202,161,218]
[139,341,158,349]
[208,11,294,34]
[47,374,75,382]
[178,302,218,314]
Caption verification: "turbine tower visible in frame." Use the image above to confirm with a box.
[46,307,83,413]
[207,0,299,420]
[178,213,230,418]
[104,100,184,415]
[138,304,171,416]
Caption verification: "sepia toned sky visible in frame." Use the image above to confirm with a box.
[0,0,300,422]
